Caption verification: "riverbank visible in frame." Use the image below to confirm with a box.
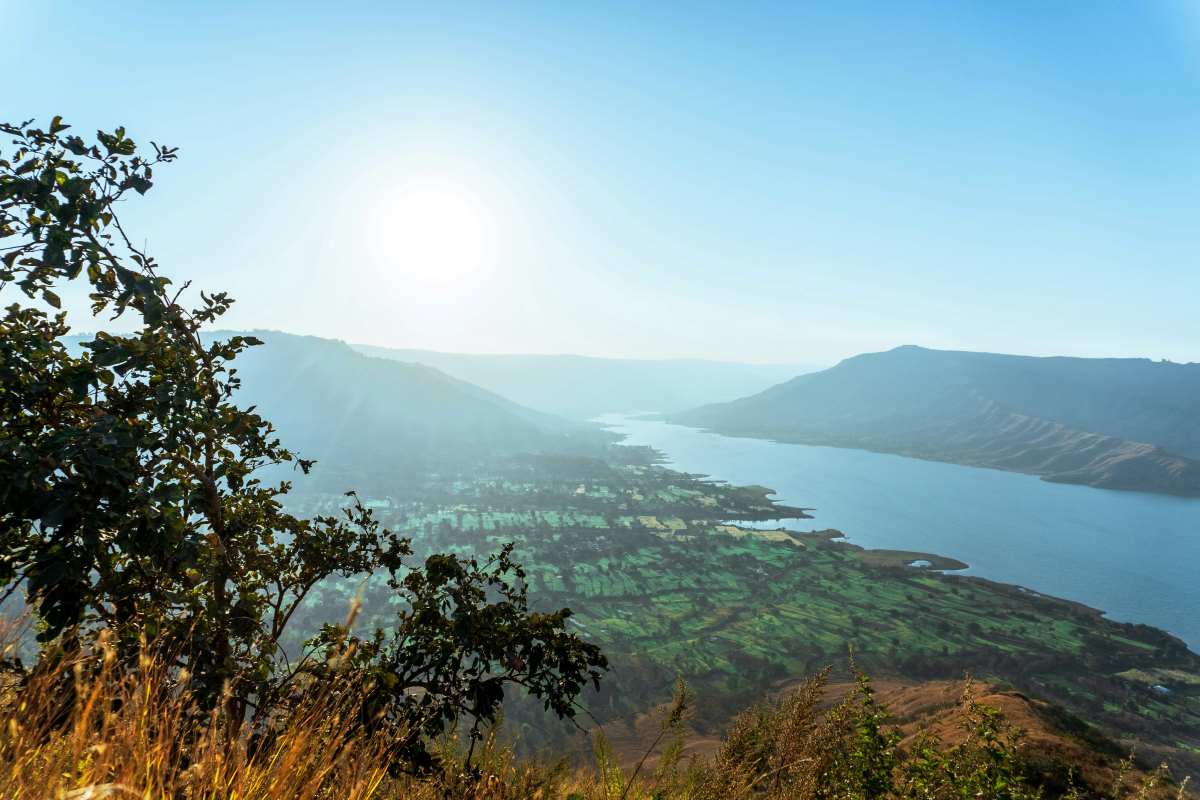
[604,414,1200,651]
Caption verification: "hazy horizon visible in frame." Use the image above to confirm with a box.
[63,326,1200,368]
[243,332,1200,367]
[6,1,1200,365]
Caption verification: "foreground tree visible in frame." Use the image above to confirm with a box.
[0,117,605,763]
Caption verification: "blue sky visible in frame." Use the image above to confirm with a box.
[5,1,1199,364]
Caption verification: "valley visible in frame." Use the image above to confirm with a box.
[284,442,1200,773]
[353,343,815,420]
[206,333,1200,771]
[46,329,1200,782]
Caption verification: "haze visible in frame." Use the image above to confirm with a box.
[6,1,1200,364]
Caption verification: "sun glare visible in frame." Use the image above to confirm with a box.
[380,181,494,286]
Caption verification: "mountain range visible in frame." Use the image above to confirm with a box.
[68,331,1200,497]
[67,331,811,483]
[671,345,1200,496]
[353,344,813,420]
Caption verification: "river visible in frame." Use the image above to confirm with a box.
[602,415,1200,651]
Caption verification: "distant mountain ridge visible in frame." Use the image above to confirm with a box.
[353,344,815,420]
[671,345,1200,496]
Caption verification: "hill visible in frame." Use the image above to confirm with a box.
[671,345,1200,496]
[63,331,608,487]
[353,344,814,420]
[222,332,612,484]
[603,678,1157,796]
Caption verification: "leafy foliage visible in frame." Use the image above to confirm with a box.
[309,543,605,771]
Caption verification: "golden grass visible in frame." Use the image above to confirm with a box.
[0,626,1190,799]
[0,633,391,799]
[0,622,598,800]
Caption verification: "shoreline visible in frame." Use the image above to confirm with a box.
[663,421,1200,500]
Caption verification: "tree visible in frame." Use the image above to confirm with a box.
[309,543,605,771]
[0,117,605,756]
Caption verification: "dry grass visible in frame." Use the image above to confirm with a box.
[0,632,392,799]
[0,622,588,800]
[0,626,1191,800]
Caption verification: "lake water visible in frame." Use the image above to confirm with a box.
[602,415,1200,651]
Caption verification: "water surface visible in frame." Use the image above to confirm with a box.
[603,415,1200,651]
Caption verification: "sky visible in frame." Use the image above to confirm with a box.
[4,1,1200,365]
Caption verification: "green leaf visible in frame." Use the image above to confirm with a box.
[63,136,89,156]
[121,175,153,195]
[42,289,61,309]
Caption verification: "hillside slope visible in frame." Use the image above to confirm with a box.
[671,346,1200,496]
[604,679,1148,796]
[354,344,813,419]
[216,332,609,483]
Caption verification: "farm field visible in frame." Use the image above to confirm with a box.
[286,446,1200,771]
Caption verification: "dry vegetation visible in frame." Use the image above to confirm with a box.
[0,628,1190,800]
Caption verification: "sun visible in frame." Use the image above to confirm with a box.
[381,181,494,285]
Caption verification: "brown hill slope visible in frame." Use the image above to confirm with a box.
[604,678,1184,797]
